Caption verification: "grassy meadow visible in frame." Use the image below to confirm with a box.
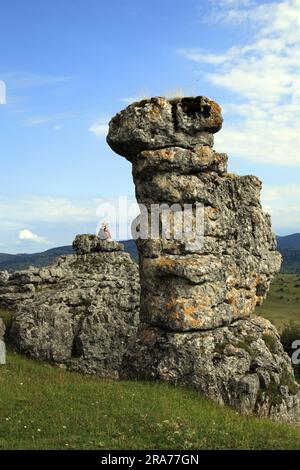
[257,274,300,330]
[1,350,300,450]
[0,273,300,450]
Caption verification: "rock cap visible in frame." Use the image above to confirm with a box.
[107,96,223,159]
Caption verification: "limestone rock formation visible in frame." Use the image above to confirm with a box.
[0,235,140,378]
[107,96,300,423]
[108,97,281,332]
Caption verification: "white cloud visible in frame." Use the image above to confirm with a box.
[177,48,237,65]
[0,80,6,104]
[0,196,97,225]
[22,111,76,127]
[262,184,300,202]
[19,229,49,243]
[89,121,109,138]
[205,0,277,24]
[1,71,73,90]
[0,196,100,251]
[0,195,141,250]
[220,0,252,5]
[23,116,53,126]
[0,195,140,238]
[179,0,300,166]
[262,184,300,232]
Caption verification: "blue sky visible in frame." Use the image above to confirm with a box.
[0,0,299,253]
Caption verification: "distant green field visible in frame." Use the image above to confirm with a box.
[257,274,300,330]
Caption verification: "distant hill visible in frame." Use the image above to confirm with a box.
[0,253,15,264]
[0,240,138,272]
[277,233,300,250]
[277,234,300,274]
[121,239,138,262]
[0,246,74,272]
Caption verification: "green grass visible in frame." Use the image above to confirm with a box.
[0,351,300,450]
[1,277,300,450]
[257,274,300,331]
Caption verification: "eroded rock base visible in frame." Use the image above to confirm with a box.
[123,316,300,424]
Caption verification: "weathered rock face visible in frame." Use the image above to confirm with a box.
[107,96,300,423]
[107,96,281,332]
[0,235,140,378]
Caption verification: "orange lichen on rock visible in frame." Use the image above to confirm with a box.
[210,100,222,115]
[157,256,175,272]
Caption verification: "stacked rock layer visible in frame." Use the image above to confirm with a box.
[107,96,300,423]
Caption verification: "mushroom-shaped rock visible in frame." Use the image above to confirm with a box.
[107,97,281,332]
[107,96,222,159]
[106,96,300,425]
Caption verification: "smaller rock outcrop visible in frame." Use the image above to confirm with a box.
[0,235,140,378]
[73,234,124,254]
